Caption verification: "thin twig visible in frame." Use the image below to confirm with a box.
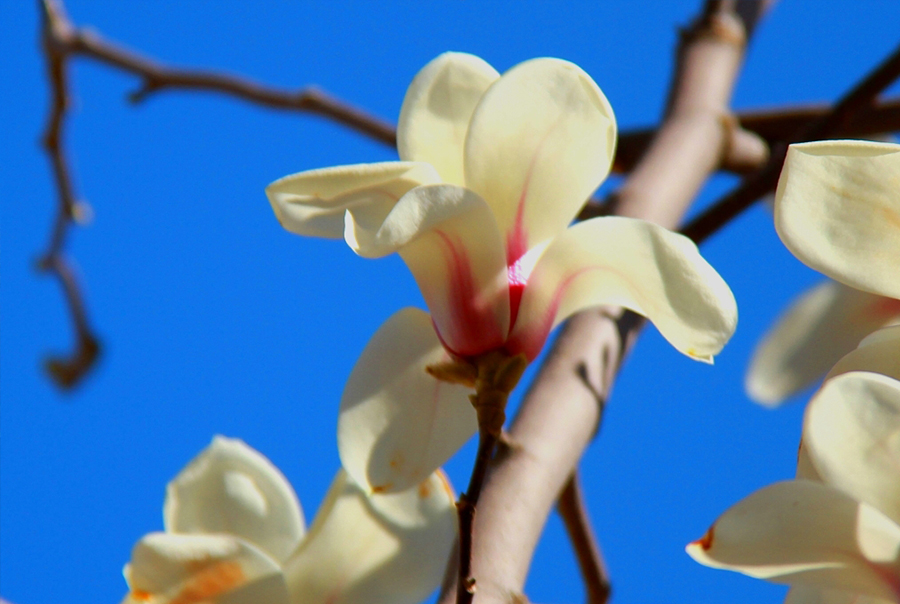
[38,0,101,389]
[680,42,900,244]
[64,30,398,146]
[557,473,611,604]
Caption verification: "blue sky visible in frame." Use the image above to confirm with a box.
[2,2,898,603]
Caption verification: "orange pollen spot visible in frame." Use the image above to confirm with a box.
[418,482,432,498]
[389,451,404,470]
[435,469,455,500]
[131,590,153,601]
[372,483,393,494]
[692,526,715,551]
[170,561,245,604]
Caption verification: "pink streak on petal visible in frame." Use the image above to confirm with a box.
[505,267,591,361]
[504,113,568,334]
[433,229,504,358]
[506,262,640,361]
[868,296,900,319]
[506,203,529,332]
[866,560,900,601]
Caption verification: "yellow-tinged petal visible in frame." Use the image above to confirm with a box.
[747,282,900,406]
[687,481,900,601]
[825,325,900,383]
[122,533,290,604]
[266,162,441,238]
[464,57,616,253]
[164,436,304,564]
[338,308,477,493]
[796,441,823,482]
[345,185,509,356]
[507,216,737,362]
[804,371,900,525]
[397,52,499,185]
[284,469,457,604]
[785,585,894,604]
[775,140,900,300]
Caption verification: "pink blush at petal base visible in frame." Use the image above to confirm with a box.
[432,229,505,357]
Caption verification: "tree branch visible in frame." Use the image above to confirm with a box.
[438,2,769,601]
[558,473,611,604]
[48,3,396,145]
[680,41,900,245]
[38,0,101,389]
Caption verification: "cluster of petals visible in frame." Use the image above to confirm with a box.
[689,138,900,603]
[688,334,900,603]
[120,436,457,604]
[745,140,900,406]
[267,52,738,492]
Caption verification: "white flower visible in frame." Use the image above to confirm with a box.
[746,140,900,406]
[688,367,900,603]
[120,436,457,604]
[266,52,737,492]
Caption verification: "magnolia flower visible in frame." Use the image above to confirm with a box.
[120,436,457,604]
[688,365,900,603]
[745,140,900,406]
[267,52,737,491]
[689,370,900,602]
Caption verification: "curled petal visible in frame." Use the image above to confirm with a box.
[687,481,900,601]
[775,140,900,300]
[164,436,304,564]
[122,533,290,604]
[266,162,441,238]
[464,58,617,254]
[346,185,509,355]
[338,308,478,493]
[826,325,900,383]
[746,282,900,406]
[507,217,737,362]
[284,469,457,604]
[804,371,900,525]
[397,52,499,185]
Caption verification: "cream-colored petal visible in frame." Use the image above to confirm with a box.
[747,282,900,406]
[338,308,478,493]
[464,57,617,254]
[687,480,900,601]
[506,217,737,362]
[164,436,304,563]
[346,185,509,356]
[775,140,900,300]
[284,469,457,604]
[804,371,900,525]
[785,585,894,604]
[122,533,290,604]
[825,325,900,383]
[266,162,441,238]
[397,52,499,185]
[797,441,823,482]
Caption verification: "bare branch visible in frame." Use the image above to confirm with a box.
[558,473,611,604]
[680,42,900,245]
[38,0,102,389]
[43,2,395,145]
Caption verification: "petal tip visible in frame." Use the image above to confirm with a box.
[688,349,715,365]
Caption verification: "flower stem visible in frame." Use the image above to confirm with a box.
[456,352,527,604]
